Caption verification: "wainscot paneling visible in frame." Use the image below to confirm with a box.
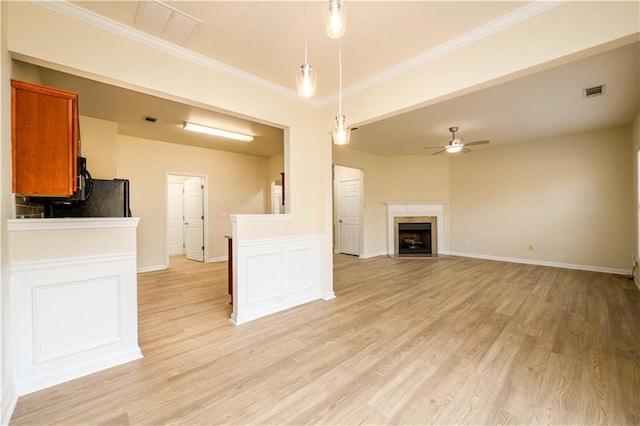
[10,253,142,395]
[231,234,322,325]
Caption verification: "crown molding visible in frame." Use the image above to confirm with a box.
[30,0,322,107]
[318,0,568,107]
[31,0,564,110]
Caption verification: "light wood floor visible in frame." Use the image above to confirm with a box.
[10,254,640,425]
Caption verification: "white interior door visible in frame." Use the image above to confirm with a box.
[338,179,361,255]
[271,181,283,214]
[168,182,184,255]
[184,177,204,262]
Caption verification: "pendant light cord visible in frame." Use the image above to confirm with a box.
[304,1,308,64]
[338,37,343,115]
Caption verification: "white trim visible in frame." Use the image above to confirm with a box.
[30,0,320,107]
[321,291,336,300]
[230,213,293,223]
[360,251,388,259]
[8,217,139,231]
[385,202,445,256]
[137,265,168,273]
[208,256,228,263]
[447,251,632,276]
[1,382,17,426]
[31,0,565,108]
[10,253,137,273]
[14,348,142,396]
[320,1,568,106]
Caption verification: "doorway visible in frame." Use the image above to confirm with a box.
[166,173,208,266]
[333,165,363,256]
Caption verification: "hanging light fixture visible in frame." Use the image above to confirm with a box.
[296,1,317,97]
[323,0,347,39]
[331,38,351,145]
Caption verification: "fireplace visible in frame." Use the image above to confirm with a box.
[385,202,444,258]
[398,222,431,255]
[394,216,437,257]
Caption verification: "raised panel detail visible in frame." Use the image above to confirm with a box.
[33,276,121,364]
[245,252,283,305]
[288,247,317,293]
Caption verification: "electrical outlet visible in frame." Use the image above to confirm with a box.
[143,250,149,257]
[633,255,638,264]
[465,239,470,247]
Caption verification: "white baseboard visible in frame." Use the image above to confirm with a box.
[1,379,17,426]
[322,291,336,300]
[360,251,387,259]
[137,264,167,273]
[14,348,142,396]
[208,256,228,263]
[230,293,321,326]
[447,251,632,275]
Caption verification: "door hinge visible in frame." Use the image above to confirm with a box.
[201,215,204,220]
[183,243,185,248]
[201,185,204,189]
[201,245,204,251]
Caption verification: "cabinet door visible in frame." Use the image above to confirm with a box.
[11,80,79,196]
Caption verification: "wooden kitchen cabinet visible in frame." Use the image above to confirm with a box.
[11,80,79,196]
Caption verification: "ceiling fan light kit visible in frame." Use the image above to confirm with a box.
[423,126,490,155]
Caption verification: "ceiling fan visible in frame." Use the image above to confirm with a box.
[423,126,489,155]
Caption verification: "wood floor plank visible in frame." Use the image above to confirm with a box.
[10,254,640,425]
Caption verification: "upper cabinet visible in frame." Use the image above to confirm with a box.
[11,80,79,196]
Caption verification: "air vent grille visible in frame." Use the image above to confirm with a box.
[584,84,606,98]
[143,116,157,123]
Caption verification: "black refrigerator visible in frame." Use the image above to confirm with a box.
[49,179,131,218]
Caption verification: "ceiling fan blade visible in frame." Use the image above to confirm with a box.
[423,145,445,149]
[461,147,471,153]
[431,149,447,156]
[464,139,490,146]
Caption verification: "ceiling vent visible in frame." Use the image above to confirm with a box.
[583,84,606,98]
[142,116,157,123]
[134,1,202,44]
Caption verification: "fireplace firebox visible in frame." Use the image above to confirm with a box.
[393,215,438,257]
[398,222,432,255]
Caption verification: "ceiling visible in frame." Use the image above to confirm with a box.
[33,1,640,157]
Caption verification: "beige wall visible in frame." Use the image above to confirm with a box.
[117,135,270,268]
[334,126,634,271]
[79,116,118,179]
[321,2,640,129]
[333,148,450,257]
[450,126,634,270]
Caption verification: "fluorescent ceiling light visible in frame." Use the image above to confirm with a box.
[183,122,254,142]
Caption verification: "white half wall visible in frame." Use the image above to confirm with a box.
[230,230,329,325]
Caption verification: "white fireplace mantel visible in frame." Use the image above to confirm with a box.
[384,202,445,256]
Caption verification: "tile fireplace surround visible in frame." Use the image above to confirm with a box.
[385,202,445,257]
